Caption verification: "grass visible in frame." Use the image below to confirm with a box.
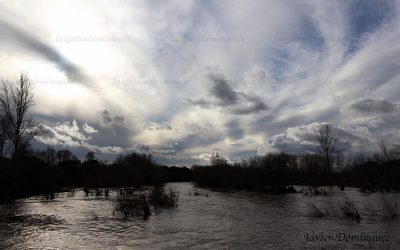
[114,193,151,219]
[148,187,179,209]
[302,187,329,196]
[114,186,178,219]
[382,198,399,218]
[308,196,361,222]
[339,197,362,222]
[309,203,330,217]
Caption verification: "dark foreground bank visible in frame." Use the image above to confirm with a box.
[0,153,192,201]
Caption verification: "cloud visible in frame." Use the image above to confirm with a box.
[195,152,214,162]
[0,18,90,84]
[184,99,212,109]
[83,122,98,134]
[185,72,269,115]
[145,122,173,131]
[34,117,130,159]
[348,99,396,114]
[130,143,178,158]
[100,110,125,130]
[208,72,239,106]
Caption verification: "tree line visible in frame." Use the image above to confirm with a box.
[192,125,400,191]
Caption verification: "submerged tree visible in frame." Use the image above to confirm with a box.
[317,124,337,172]
[0,74,40,157]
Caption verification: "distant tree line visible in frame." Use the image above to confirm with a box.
[193,125,400,192]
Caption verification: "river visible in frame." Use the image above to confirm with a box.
[1,183,399,249]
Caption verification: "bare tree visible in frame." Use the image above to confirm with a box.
[357,146,369,164]
[210,153,228,167]
[0,114,10,158]
[317,124,337,172]
[378,139,391,161]
[335,151,345,171]
[37,147,57,166]
[300,154,326,173]
[56,149,74,163]
[390,144,400,160]
[0,74,40,157]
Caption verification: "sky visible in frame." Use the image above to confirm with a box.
[1,0,400,165]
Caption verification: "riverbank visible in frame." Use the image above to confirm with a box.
[192,160,400,193]
[0,155,192,202]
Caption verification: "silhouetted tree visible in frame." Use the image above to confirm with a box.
[37,147,57,166]
[390,144,400,160]
[300,154,326,173]
[0,114,10,158]
[210,153,228,167]
[56,149,77,163]
[317,124,337,172]
[378,139,391,161]
[261,152,298,172]
[115,152,153,168]
[355,146,370,165]
[0,74,40,157]
[86,151,95,161]
[335,151,345,171]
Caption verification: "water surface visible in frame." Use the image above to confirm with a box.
[1,183,399,249]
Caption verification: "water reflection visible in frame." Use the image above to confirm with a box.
[0,183,399,249]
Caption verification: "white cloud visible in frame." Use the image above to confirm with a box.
[35,120,124,157]
[82,121,98,134]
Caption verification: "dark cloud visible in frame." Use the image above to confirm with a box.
[114,115,124,124]
[100,110,125,128]
[145,122,173,131]
[132,144,177,157]
[173,132,225,152]
[224,120,244,140]
[185,72,269,115]
[91,110,131,148]
[232,95,269,115]
[208,73,238,106]
[0,18,89,84]
[101,110,113,123]
[184,98,212,109]
[136,144,151,152]
[349,99,396,114]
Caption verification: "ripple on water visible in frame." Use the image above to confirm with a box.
[0,183,400,249]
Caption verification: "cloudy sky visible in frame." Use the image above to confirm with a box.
[1,0,400,165]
